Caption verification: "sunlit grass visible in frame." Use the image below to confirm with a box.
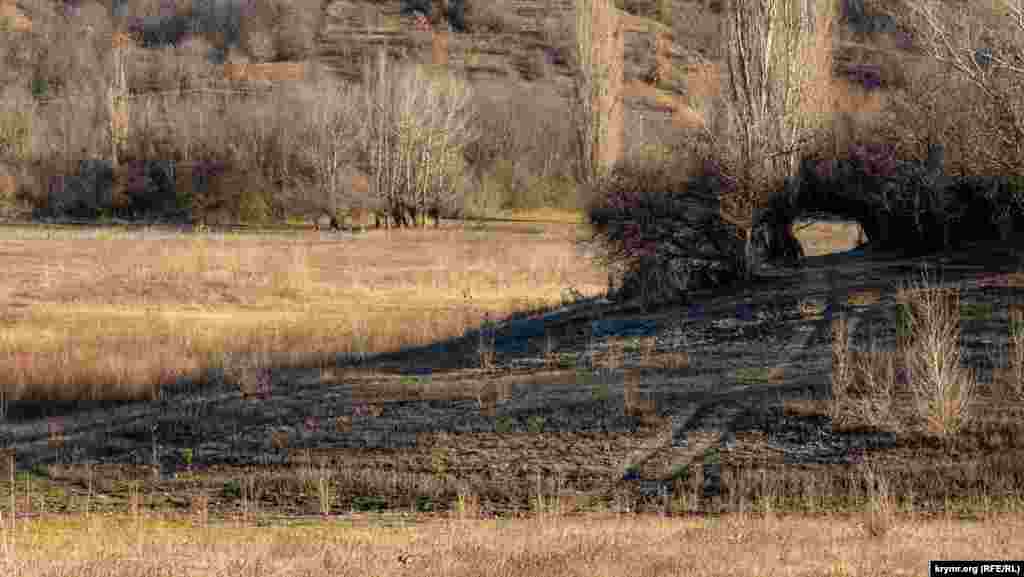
[0,508,1021,577]
[793,218,865,257]
[0,224,607,400]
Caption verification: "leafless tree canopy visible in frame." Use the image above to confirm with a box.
[891,0,1024,174]
[720,0,834,276]
[362,49,475,228]
[722,0,834,211]
[570,0,624,190]
[305,78,363,219]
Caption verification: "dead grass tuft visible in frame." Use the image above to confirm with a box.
[990,303,1024,401]
[895,268,978,437]
[831,264,981,438]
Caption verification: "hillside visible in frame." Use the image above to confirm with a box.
[314,0,908,157]
[0,0,954,226]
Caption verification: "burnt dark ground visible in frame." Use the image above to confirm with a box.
[1,237,1021,513]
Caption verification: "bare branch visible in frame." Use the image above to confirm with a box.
[897,0,1024,165]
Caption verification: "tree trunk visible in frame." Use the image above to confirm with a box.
[724,0,834,279]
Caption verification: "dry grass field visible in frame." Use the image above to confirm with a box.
[0,215,606,400]
[0,212,863,401]
[0,217,1023,576]
[0,512,1021,576]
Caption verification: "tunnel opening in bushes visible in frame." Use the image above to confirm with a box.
[587,142,1024,310]
[749,142,1024,270]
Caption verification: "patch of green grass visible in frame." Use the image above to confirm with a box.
[623,337,643,353]
[351,495,388,512]
[733,367,772,384]
[1010,318,1024,338]
[702,447,720,465]
[556,351,579,368]
[30,463,51,478]
[222,479,242,499]
[527,415,547,434]
[44,485,67,500]
[278,517,324,528]
[577,494,609,513]
[14,470,47,483]
[669,464,690,482]
[961,302,994,321]
[399,374,432,388]
[430,447,450,477]
[495,415,515,434]
[895,302,914,341]
[416,495,436,513]
[93,228,127,241]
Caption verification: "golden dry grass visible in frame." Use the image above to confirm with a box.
[793,218,865,257]
[222,61,307,85]
[491,208,588,223]
[0,511,1021,576]
[0,218,905,400]
[0,223,607,400]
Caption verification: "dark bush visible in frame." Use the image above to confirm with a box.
[44,159,115,220]
[130,14,192,48]
[585,157,748,308]
[401,0,432,17]
[447,0,467,32]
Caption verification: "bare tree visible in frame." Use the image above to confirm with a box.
[362,48,474,228]
[721,0,835,277]
[570,0,624,190]
[892,0,1024,173]
[306,77,363,221]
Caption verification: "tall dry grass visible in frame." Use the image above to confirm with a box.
[830,264,983,438]
[989,303,1024,400]
[895,267,978,437]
